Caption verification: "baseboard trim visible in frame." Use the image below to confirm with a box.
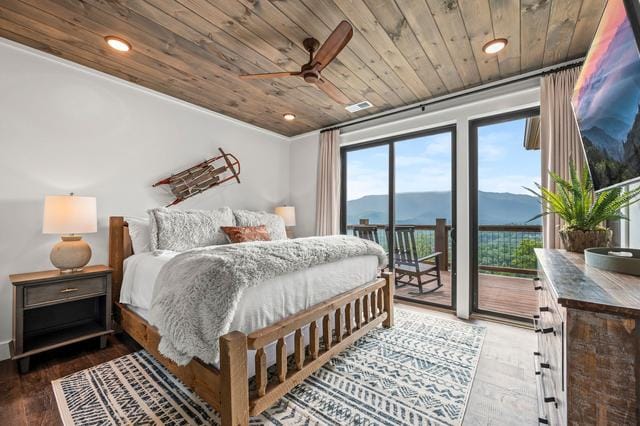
[0,340,11,361]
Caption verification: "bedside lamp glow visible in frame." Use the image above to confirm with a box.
[275,206,296,238]
[43,194,97,273]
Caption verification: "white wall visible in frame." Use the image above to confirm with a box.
[624,182,640,247]
[289,80,541,318]
[289,131,320,238]
[0,39,291,360]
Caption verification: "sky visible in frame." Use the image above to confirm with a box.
[346,118,540,201]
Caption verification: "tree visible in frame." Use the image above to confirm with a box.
[511,239,541,270]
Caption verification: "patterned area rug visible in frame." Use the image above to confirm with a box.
[53,309,485,425]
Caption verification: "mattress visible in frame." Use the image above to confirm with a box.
[120,250,379,374]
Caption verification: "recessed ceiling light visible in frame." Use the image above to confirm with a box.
[104,36,131,52]
[483,38,508,54]
[283,113,296,121]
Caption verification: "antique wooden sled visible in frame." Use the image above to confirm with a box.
[153,147,240,206]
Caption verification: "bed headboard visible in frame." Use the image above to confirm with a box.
[108,216,133,305]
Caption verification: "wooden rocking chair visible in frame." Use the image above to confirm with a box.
[352,225,380,243]
[353,225,392,273]
[393,226,443,294]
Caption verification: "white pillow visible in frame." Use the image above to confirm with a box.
[125,216,151,254]
[148,207,235,251]
[233,210,287,240]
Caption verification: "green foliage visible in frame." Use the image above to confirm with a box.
[477,232,542,272]
[351,228,543,274]
[511,239,542,269]
[525,161,640,231]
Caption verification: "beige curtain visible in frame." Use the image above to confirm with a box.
[540,67,586,248]
[315,129,341,235]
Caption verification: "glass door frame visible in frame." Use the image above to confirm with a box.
[340,125,457,311]
[469,106,540,322]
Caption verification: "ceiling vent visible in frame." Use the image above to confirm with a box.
[345,100,373,113]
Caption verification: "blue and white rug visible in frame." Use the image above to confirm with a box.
[53,309,485,425]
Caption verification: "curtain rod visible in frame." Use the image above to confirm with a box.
[321,58,584,134]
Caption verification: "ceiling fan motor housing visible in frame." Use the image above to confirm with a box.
[301,64,320,83]
[302,38,321,83]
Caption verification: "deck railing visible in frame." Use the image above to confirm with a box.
[347,219,542,276]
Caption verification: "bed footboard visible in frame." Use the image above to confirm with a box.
[219,272,394,425]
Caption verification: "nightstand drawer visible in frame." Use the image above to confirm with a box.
[24,277,106,308]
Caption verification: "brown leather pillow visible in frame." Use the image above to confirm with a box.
[221,225,271,243]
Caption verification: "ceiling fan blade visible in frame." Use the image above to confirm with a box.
[239,71,300,80]
[315,78,350,104]
[312,20,353,71]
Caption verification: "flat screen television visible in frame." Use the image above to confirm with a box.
[572,0,640,191]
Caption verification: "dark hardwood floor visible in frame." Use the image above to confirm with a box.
[0,334,139,426]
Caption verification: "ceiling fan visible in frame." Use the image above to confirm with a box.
[239,21,353,105]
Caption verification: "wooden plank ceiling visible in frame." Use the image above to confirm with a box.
[0,0,605,136]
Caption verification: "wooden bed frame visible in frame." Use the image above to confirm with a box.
[108,216,394,426]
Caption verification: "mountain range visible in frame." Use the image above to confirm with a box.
[581,104,640,190]
[347,191,541,225]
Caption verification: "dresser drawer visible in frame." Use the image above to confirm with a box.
[24,277,106,308]
[534,273,566,425]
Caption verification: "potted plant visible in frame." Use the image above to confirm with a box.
[526,162,640,253]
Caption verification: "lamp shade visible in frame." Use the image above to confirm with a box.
[43,195,97,234]
[275,206,296,226]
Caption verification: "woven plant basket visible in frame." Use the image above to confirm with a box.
[559,229,612,253]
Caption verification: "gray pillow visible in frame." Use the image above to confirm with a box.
[148,207,235,251]
[233,210,287,240]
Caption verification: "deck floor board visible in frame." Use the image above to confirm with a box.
[395,271,538,319]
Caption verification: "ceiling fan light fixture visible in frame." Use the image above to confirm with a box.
[483,38,508,54]
[105,36,131,52]
[283,113,296,121]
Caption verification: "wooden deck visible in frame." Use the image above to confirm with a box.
[394,270,538,319]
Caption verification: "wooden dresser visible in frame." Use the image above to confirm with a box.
[534,249,640,425]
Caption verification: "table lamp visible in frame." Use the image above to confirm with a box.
[275,206,296,238]
[43,194,97,273]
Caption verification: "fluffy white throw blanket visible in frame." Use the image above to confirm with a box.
[149,235,386,365]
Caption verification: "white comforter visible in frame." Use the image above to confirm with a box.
[120,251,379,335]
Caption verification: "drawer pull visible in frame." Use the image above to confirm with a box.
[540,362,550,369]
[535,327,554,334]
[533,277,542,290]
[539,306,549,312]
[533,314,540,320]
[60,287,79,293]
[544,397,556,403]
[533,352,549,424]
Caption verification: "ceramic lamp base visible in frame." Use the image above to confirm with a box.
[50,235,92,273]
[285,227,295,239]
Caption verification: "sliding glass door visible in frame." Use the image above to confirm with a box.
[470,108,541,321]
[343,144,391,258]
[341,126,456,309]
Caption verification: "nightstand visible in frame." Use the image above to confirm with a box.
[9,265,113,373]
